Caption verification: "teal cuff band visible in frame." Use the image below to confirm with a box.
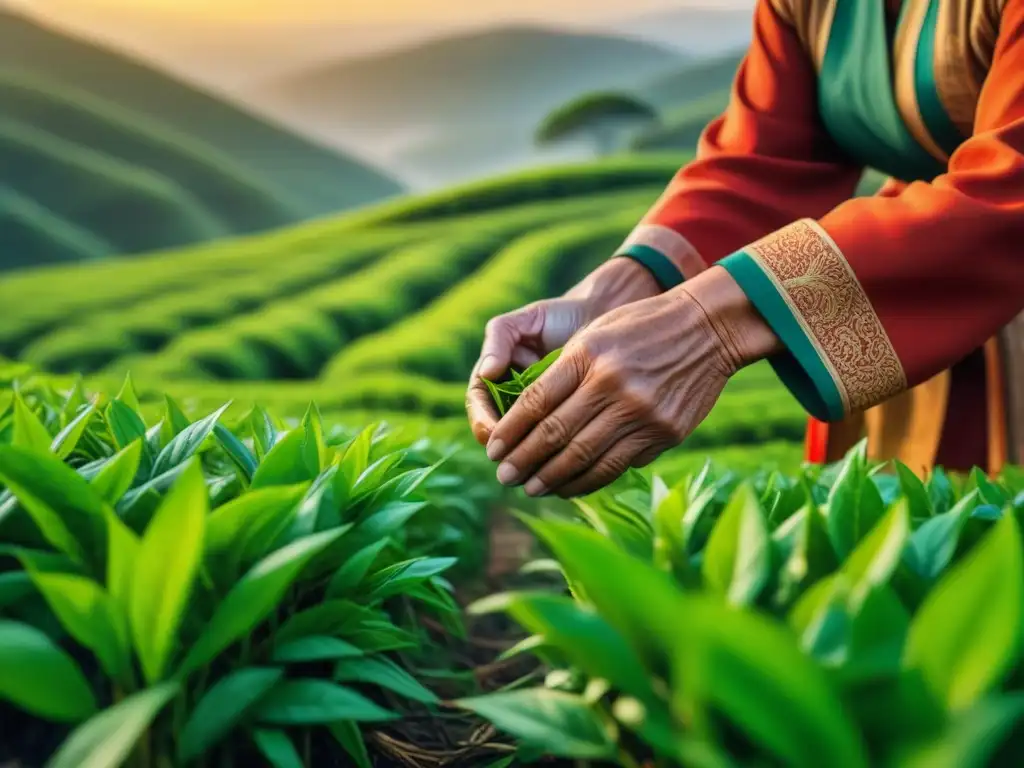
[720,250,846,422]
[614,244,685,291]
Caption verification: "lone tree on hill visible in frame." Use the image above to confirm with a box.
[536,92,659,156]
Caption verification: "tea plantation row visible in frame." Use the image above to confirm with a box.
[2,370,1023,767]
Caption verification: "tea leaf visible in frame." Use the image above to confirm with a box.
[47,681,179,768]
[251,729,303,768]
[702,484,770,606]
[178,667,284,763]
[214,423,258,484]
[13,393,52,454]
[90,440,143,505]
[327,721,372,768]
[827,443,886,558]
[114,373,141,414]
[105,400,147,452]
[255,680,397,724]
[470,591,656,706]
[326,539,389,597]
[51,401,97,460]
[273,636,364,663]
[151,403,230,477]
[131,461,207,683]
[903,491,978,581]
[334,656,438,704]
[0,445,107,568]
[896,462,933,518]
[180,527,347,676]
[456,689,615,760]
[841,500,911,609]
[251,425,320,489]
[896,693,1024,768]
[904,512,1023,710]
[0,620,97,722]
[28,572,130,683]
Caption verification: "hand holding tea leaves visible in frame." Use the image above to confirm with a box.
[465,257,660,444]
[483,266,782,497]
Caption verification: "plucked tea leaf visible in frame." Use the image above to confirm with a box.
[251,729,303,768]
[702,484,770,606]
[178,667,284,763]
[47,681,179,768]
[131,461,207,683]
[255,680,396,724]
[181,528,347,675]
[0,620,97,722]
[904,512,1024,710]
[457,689,615,760]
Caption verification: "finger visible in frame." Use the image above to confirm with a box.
[556,432,667,499]
[520,403,639,496]
[631,444,664,468]
[477,307,542,381]
[498,393,620,489]
[465,362,500,446]
[486,352,585,462]
[511,347,542,370]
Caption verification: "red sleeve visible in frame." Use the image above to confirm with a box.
[719,0,1024,421]
[616,0,864,278]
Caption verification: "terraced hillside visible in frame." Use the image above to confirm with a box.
[0,9,402,270]
[0,152,805,469]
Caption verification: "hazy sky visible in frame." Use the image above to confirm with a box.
[9,0,755,24]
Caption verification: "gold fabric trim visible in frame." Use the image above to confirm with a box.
[894,0,950,160]
[745,219,907,413]
[933,0,1006,138]
[769,0,838,69]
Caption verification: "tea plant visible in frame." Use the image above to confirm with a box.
[0,372,498,767]
[463,443,1024,767]
[483,348,563,416]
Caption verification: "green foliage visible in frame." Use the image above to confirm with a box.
[483,348,563,416]
[537,91,659,153]
[0,374,498,766]
[469,442,1024,766]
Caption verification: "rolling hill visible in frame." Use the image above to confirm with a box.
[0,151,804,472]
[257,25,684,186]
[0,7,402,215]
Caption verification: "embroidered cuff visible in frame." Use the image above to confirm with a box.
[720,219,906,421]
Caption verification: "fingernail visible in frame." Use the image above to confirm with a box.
[524,477,547,497]
[479,354,498,377]
[497,461,519,486]
[486,439,506,462]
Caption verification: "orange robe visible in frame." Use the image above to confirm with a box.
[616,0,1024,475]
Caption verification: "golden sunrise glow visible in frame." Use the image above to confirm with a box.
[19,0,755,24]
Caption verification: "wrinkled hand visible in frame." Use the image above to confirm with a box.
[466,258,660,445]
[484,266,781,498]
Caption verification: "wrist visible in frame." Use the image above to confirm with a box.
[677,265,783,373]
[566,257,662,317]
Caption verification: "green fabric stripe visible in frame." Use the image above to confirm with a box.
[615,244,685,291]
[720,250,846,422]
[915,0,966,156]
[818,0,946,182]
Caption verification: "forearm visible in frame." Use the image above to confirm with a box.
[563,256,661,314]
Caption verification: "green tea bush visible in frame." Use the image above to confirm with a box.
[464,443,1024,767]
[18,234,413,373]
[0,373,504,767]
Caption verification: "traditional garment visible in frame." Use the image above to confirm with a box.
[616,0,1024,476]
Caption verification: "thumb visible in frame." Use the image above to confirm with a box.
[477,306,542,380]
